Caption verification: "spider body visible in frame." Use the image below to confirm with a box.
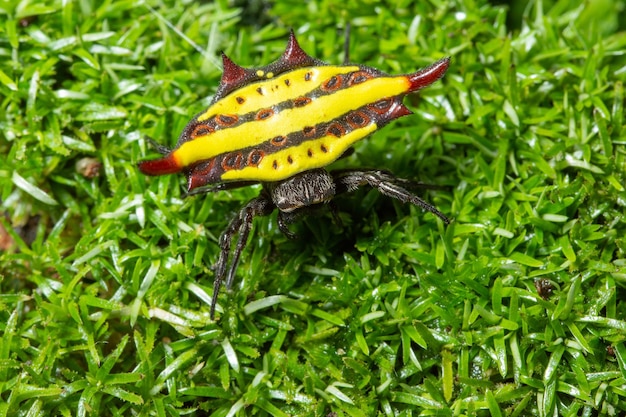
[138,31,450,318]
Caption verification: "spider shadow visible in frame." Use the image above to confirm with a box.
[265,186,418,294]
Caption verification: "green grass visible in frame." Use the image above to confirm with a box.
[1,0,625,415]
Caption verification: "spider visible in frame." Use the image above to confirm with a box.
[138,30,450,318]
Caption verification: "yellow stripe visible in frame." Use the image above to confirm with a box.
[174,76,410,167]
[197,66,359,121]
[221,124,378,182]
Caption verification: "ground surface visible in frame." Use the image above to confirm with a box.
[1,0,625,415]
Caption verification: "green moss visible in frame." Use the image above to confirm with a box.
[1,0,625,415]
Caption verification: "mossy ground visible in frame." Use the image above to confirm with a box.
[1,0,625,415]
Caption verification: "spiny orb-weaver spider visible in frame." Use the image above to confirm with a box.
[138,30,450,318]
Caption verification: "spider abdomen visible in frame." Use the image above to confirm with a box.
[138,31,449,192]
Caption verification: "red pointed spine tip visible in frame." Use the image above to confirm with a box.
[389,102,413,119]
[187,172,207,192]
[137,153,183,176]
[220,52,249,85]
[186,160,215,192]
[407,57,450,92]
[281,29,315,67]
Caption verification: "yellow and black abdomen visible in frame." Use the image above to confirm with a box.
[138,32,449,192]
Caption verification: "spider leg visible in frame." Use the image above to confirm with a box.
[328,201,343,228]
[332,169,450,224]
[277,212,298,239]
[343,22,351,64]
[331,168,445,191]
[211,192,274,319]
[143,135,172,155]
[276,201,342,239]
[185,181,259,197]
[373,173,448,192]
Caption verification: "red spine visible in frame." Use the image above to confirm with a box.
[407,57,450,92]
[137,154,182,175]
